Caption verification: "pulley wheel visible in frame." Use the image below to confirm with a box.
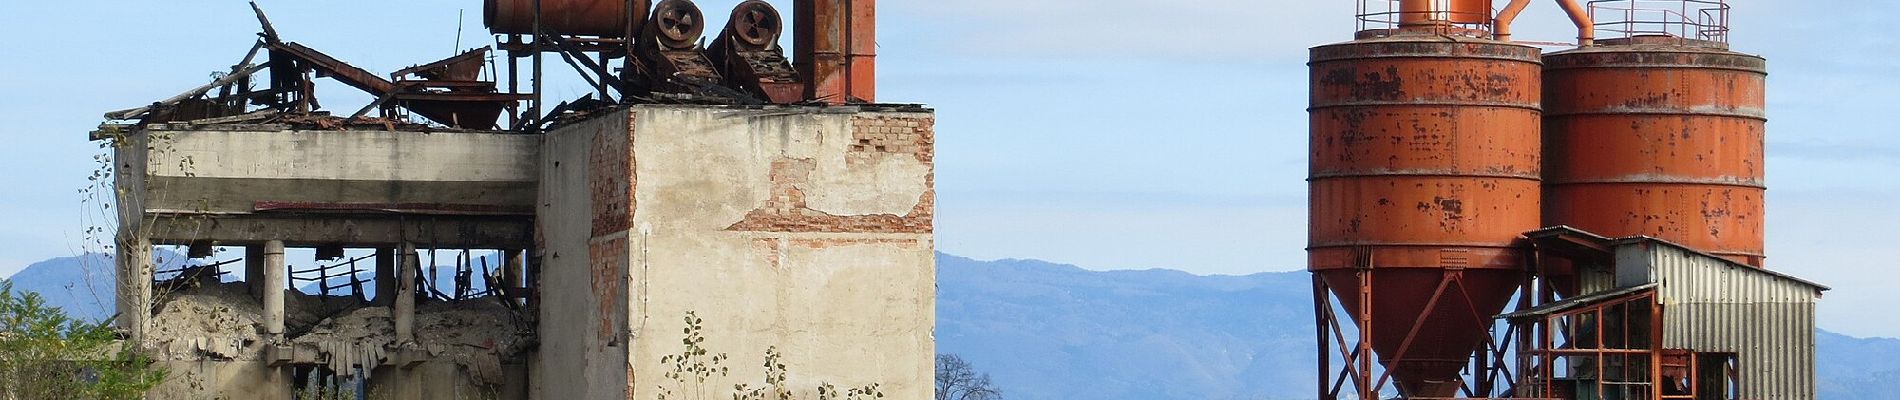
[728,0,782,50]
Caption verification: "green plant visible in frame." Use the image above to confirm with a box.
[656,312,884,400]
[0,280,166,399]
[659,311,731,400]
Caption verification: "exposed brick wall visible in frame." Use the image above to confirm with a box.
[725,115,935,234]
[753,238,783,269]
[590,114,637,237]
[851,115,935,163]
[588,112,637,347]
[588,236,628,344]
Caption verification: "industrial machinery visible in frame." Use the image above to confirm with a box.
[1308,0,1541,397]
[1309,1,1820,399]
[487,0,877,130]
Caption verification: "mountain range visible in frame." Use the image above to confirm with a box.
[5,253,1896,399]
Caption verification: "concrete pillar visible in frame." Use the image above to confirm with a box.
[375,247,396,306]
[116,236,153,344]
[502,249,524,296]
[262,240,286,339]
[245,245,266,298]
[395,243,418,344]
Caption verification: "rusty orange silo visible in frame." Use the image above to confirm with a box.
[1543,36,1767,267]
[1309,29,1541,397]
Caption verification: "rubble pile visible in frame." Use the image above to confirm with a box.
[292,299,528,385]
[148,282,264,360]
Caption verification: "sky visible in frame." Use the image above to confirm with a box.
[0,1,1897,337]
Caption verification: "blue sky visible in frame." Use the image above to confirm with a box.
[2,1,1898,337]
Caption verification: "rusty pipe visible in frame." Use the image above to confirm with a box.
[1555,0,1595,46]
[1492,0,1533,42]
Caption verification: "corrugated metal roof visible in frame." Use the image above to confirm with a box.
[1499,283,1656,320]
[1527,225,1830,293]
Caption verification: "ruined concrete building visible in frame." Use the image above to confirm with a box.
[98,1,932,398]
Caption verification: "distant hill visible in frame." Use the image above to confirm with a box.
[935,253,1900,400]
[4,253,118,322]
[1815,330,1900,399]
[7,252,1897,398]
[3,251,198,322]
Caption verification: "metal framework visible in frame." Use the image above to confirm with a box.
[1503,243,1746,400]
[1310,249,1535,400]
[1357,0,1497,37]
[1587,0,1730,43]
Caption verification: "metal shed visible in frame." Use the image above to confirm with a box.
[1510,227,1828,400]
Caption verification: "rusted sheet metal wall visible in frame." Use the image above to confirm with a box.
[1543,43,1769,267]
[1617,241,1820,400]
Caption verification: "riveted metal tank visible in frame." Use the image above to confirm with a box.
[486,0,651,37]
[1309,32,1541,397]
[1543,36,1767,267]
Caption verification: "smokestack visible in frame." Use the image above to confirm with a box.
[796,0,875,104]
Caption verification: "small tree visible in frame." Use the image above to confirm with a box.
[0,280,165,399]
[935,354,1002,400]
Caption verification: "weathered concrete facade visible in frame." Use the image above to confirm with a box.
[114,105,936,399]
[114,124,540,399]
[536,106,937,399]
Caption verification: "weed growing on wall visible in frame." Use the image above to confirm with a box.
[656,312,884,400]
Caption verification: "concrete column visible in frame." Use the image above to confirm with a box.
[374,247,396,306]
[262,240,286,339]
[116,236,153,344]
[395,243,418,344]
[502,249,524,295]
[245,245,266,298]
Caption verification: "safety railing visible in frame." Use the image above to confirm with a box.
[1358,0,1496,37]
[1589,0,1730,43]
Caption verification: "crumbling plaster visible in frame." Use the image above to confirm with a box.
[537,105,935,400]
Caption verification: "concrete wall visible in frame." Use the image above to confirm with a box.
[119,125,542,399]
[147,361,292,400]
[139,126,539,215]
[535,109,634,399]
[126,126,539,248]
[537,105,937,400]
